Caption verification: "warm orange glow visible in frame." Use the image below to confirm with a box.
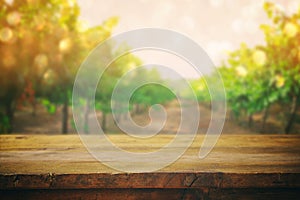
[3,52,16,67]
[0,27,13,43]
[34,54,48,68]
[284,22,298,38]
[6,11,21,26]
[59,38,72,53]
[55,54,63,63]
[43,69,55,84]
[34,17,46,31]
[26,0,38,4]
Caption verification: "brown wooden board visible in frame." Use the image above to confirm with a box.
[0,134,300,199]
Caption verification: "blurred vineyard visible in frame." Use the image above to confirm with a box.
[186,2,300,134]
[0,1,299,134]
[0,0,175,133]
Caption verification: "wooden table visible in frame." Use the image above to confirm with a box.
[0,134,300,199]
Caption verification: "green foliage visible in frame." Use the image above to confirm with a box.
[127,68,176,111]
[94,50,143,114]
[0,0,119,132]
[191,2,300,132]
[131,83,175,107]
[41,99,56,114]
[0,114,10,133]
[183,78,210,102]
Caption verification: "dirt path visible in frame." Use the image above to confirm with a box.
[13,101,256,134]
[113,101,254,135]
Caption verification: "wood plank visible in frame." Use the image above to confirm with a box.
[0,134,300,190]
[0,188,203,200]
[1,172,300,189]
[1,188,299,200]
[1,134,300,174]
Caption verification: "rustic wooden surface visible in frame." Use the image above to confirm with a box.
[0,134,300,199]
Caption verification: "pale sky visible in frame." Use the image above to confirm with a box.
[77,0,299,79]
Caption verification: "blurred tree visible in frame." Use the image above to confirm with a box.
[260,2,300,133]
[188,2,300,133]
[0,0,118,133]
[94,50,142,133]
[218,43,274,128]
[73,43,143,134]
[129,68,176,115]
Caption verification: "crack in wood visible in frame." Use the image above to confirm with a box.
[188,175,199,188]
[13,175,19,187]
[46,173,56,187]
[164,174,176,187]
[181,174,200,199]
[216,173,224,188]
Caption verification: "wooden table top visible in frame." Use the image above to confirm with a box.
[0,134,300,189]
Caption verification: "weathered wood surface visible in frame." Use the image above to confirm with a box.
[0,134,300,199]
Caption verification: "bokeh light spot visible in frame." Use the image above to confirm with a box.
[252,50,266,66]
[0,27,13,43]
[34,54,48,68]
[284,22,298,38]
[59,38,72,53]
[236,65,248,77]
[275,75,285,88]
[6,11,21,26]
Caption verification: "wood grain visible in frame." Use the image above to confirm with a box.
[0,134,300,199]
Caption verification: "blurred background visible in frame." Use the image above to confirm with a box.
[0,0,299,134]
